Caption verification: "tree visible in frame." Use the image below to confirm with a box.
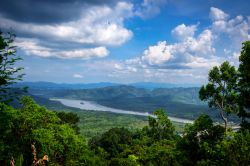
[0,96,103,165]
[89,127,132,159]
[219,130,250,165]
[179,115,224,165]
[0,31,24,103]
[145,109,175,141]
[56,111,80,134]
[199,61,238,131]
[238,41,250,129]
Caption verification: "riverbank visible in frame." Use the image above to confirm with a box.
[50,98,194,124]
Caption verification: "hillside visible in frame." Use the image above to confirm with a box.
[16,83,224,121]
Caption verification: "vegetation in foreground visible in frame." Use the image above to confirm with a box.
[1,32,250,165]
[1,97,250,165]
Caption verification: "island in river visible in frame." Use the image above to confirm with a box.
[51,98,194,124]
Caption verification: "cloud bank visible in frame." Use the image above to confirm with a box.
[91,7,250,83]
[0,1,134,59]
[1,1,250,84]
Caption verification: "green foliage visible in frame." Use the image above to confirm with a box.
[1,97,250,165]
[145,109,175,141]
[0,31,25,103]
[89,109,182,166]
[0,96,103,165]
[238,41,250,129]
[55,111,80,134]
[199,61,239,131]
[219,130,250,165]
[89,127,133,159]
[138,140,180,166]
[179,114,224,165]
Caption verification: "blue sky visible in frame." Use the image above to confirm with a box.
[1,0,250,84]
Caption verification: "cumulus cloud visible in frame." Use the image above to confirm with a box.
[73,74,84,78]
[209,7,229,21]
[135,0,167,19]
[0,0,118,24]
[114,63,124,70]
[210,7,250,48]
[16,38,109,59]
[137,27,215,68]
[73,7,249,84]
[0,1,136,61]
[0,2,133,46]
[184,56,221,69]
[142,41,173,65]
[124,7,249,82]
[2,3,248,84]
[171,24,197,41]
[79,59,209,83]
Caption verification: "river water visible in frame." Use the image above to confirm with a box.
[50,98,194,124]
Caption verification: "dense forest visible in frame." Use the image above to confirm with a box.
[1,32,250,165]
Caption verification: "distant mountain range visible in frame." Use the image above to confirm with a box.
[46,85,202,105]
[11,81,239,122]
[13,81,201,90]
[130,82,201,89]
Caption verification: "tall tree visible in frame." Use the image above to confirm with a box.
[238,41,250,129]
[0,31,24,103]
[180,114,224,165]
[146,109,175,140]
[199,61,238,131]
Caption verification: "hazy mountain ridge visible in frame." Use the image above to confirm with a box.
[13,81,201,90]
[25,84,203,105]
[11,82,240,122]
[12,81,120,90]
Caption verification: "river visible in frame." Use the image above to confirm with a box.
[50,98,194,124]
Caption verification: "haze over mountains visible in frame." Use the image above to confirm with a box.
[12,81,222,121]
[13,81,239,122]
[14,81,201,90]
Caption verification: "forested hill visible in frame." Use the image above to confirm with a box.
[16,82,201,103]
[12,83,217,120]
[13,83,242,122]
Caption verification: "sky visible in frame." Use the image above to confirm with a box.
[0,0,250,84]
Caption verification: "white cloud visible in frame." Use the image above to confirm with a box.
[142,41,173,65]
[74,7,249,84]
[184,55,221,69]
[72,59,211,84]
[0,1,133,46]
[114,63,124,70]
[16,38,53,57]
[16,38,109,59]
[210,7,229,21]
[73,74,83,78]
[137,27,215,67]
[186,29,215,57]
[135,0,167,19]
[127,66,137,72]
[83,60,139,78]
[122,7,249,83]
[5,5,249,84]
[171,24,197,41]
[232,52,240,60]
[210,7,250,48]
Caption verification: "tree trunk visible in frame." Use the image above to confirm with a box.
[220,110,228,132]
[224,118,228,132]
